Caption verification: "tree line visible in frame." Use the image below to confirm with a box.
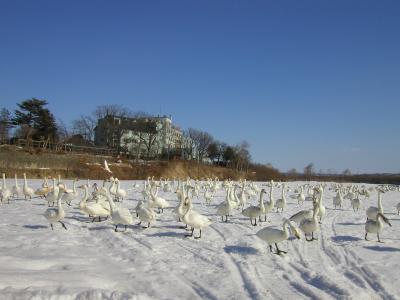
[0,98,253,172]
[1,99,364,178]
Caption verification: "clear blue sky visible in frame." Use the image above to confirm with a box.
[1,0,399,174]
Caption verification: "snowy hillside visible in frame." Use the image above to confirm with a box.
[0,179,399,300]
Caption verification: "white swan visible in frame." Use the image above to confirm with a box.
[34,178,50,198]
[275,183,287,212]
[57,174,68,191]
[174,186,189,222]
[136,200,156,228]
[299,203,319,241]
[297,185,305,205]
[78,184,90,214]
[150,187,169,213]
[101,191,134,232]
[261,182,275,222]
[46,178,59,206]
[61,179,79,206]
[44,187,67,230]
[109,177,117,196]
[289,208,313,224]
[83,186,110,222]
[256,218,301,255]
[183,197,212,239]
[216,187,234,222]
[333,187,343,209]
[242,189,267,226]
[103,160,112,174]
[204,186,215,205]
[22,173,34,200]
[351,192,361,212]
[11,174,21,198]
[365,212,392,242]
[366,189,384,220]
[316,187,326,223]
[238,182,247,209]
[1,173,11,203]
[115,179,127,201]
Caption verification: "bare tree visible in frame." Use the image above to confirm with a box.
[185,128,214,162]
[93,104,131,119]
[57,119,70,142]
[304,163,315,180]
[234,141,251,172]
[342,169,352,176]
[72,115,96,141]
[119,117,162,160]
[92,104,132,148]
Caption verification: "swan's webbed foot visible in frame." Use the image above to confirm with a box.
[275,243,287,255]
[305,232,317,242]
[185,228,194,237]
[194,229,202,239]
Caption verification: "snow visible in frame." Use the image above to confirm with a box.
[1,180,400,300]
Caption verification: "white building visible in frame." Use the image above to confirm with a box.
[95,115,197,159]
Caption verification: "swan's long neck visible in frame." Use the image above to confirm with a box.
[82,186,89,204]
[2,173,5,189]
[116,180,120,192]
[106,193,115,214]
[282,220,290,238]
[377,191,382,211]
[227,188,232,207]
[313,203,319,219]
[269,185,274,204]
[24,174,27,186]
[57,190,64,212]
[183,198,193,221]
[15,174,18,187]
[73,180,76,192]
[259,191,265,209]
[318,189,324,207]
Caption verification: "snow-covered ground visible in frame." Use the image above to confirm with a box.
[1,179,399,300]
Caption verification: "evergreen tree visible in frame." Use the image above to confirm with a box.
[0,108,12,140]
[12,99,58,141]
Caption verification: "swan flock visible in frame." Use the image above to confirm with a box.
[1,174,399,256]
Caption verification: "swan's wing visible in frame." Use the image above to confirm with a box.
[104,160,112,173]
[119,208,133,219]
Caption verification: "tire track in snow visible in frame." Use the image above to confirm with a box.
[329,208,396,299]
[209,221,265,300]
[275,203,352,299]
